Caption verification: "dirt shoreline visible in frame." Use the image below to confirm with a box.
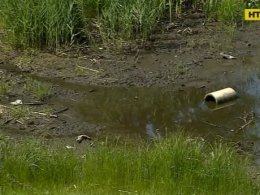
[1,17,258,88]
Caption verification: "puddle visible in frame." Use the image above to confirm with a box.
[52,80,257,139]
[43,69,260,164]
[47,34,260,163]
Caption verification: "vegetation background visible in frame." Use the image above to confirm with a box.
[0,0,251,48]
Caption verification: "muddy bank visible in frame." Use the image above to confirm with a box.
[1,16,259,88]
[0,71,102,138]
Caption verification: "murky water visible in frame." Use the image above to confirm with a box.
[46,33,260,163]
[53,76,259,142]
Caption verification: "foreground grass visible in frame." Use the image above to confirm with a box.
[0,134,257,194]
[0,0,255,49]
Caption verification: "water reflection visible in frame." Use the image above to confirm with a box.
[146,119,161,139]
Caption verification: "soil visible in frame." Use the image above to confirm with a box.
[0,13,260,140]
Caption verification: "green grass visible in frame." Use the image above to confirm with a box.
[0,0,82,48]
[7,106,32,121]
[0,133,258,194]
[0,82,10,96]
[94,0,166,41]
[24,78,52,100]
[0,0,254,49]
[205,0,246,24]
[0,0,168,48]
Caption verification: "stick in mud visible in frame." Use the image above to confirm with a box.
[239,120,254,131]
[1,105,57,118]
[23,102,45,106]
[33,112,57,118]
[3,118,13,125]
[15,120,24,125]
[76,65,101,73]
[52,107,69,115]
[199,120,230,131]
[199,120,221,128]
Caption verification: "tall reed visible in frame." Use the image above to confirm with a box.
[0,0,251,48]
[204,0,246,24]
[0,0,82,48]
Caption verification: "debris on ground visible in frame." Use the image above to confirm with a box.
[10,99,23,105]
[66,145,76,149]
[220,52,237,59]
[77,135,92,143]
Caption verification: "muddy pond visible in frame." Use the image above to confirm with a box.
[49,62,260,164]
[24,40,260,165]
[1,23,260,164]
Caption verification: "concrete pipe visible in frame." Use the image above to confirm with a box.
[204,87,238,104]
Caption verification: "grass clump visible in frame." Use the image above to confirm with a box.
[0,82,10,96]
[0,133,257,194]
[24,78,52,100]
[8,106,32,121]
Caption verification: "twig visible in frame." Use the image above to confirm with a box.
[134,49,140,63]
[15,120,24,125]
[78,56,126,63]
[0,105,12,109]
[118,190,138,194]
[199,120,230,131]
[34,116,49,122]
[236,117,247,123]
[1,105,57,118]
[199,120,221,128]
[98,59,126,63]
[3,118,13,125]
[33,112,57,118]
[77,65,101,73]
[53,107,69,115]
[239,120,254,130]
[23,102,45,106]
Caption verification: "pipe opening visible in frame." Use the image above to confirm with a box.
[204,95,217,103]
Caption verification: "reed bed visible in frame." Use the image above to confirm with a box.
[0,0,253,48]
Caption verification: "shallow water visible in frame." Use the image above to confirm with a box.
[47,31,260,163]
